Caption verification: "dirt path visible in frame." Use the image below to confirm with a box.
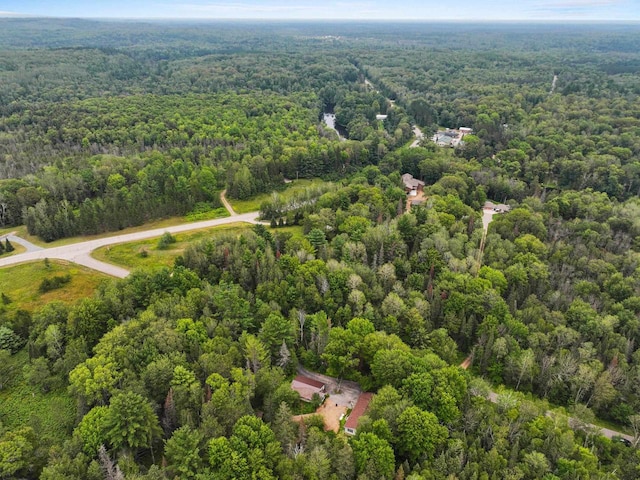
[220,190,237,216]
[460,355,472,370]
[0,211,260,278]
[410,126,424,148]
[550,74,558,95]
[478,207,499,263]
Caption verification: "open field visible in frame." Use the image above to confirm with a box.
[0,260,109,313]
[228,179,332,214]
[92,222,253,270]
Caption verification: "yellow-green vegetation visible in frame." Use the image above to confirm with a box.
[93,223,306,270]
[92,223,254,270]
[0,350,76,443]
[0,260,108,313]
[0,242,26,257]
[228,178,330,214]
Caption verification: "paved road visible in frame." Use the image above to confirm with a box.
[1,233,44,253]
[0,211,260,278]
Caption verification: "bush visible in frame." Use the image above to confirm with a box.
[38,274,71,293]
[157,232,177,250]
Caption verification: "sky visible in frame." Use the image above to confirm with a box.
[0,0,638,21]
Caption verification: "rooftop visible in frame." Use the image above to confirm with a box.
[344,392,373,430]
[291,375,326,402]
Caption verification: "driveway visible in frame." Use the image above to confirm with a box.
[0,211,260,278]
[410,126,424,148]
[297,366,362,408]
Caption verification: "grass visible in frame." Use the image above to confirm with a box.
[228,178,331,214]
[0,242,26,257]
[0,207,230,249]
[92,222,254,270]
[92,223,306,270]
[0,260,109,314]
[0,350,76,443]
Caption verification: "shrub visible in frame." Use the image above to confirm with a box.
[157,232,177,250]
[38,274,71,293]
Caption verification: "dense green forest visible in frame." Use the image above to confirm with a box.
[1,19,640,479]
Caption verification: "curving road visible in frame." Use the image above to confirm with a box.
[0,207,259,278]
[1,233,44,253]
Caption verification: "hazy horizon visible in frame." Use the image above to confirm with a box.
[1,0,638,22]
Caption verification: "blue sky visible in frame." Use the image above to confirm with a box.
[0,0,637,21]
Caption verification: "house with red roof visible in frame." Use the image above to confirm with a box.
[291,375,327,402]
[344,392,373,435]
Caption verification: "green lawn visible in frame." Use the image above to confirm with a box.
[0,350,76,443]
[92,222,254,270]
[0,260,109,314]
[228,179,332,214]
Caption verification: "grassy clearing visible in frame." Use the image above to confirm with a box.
[0,350,76,443]
[92,222,254,270]
[93,223,306,270]
[0,207,230,249]
[228,178,331,214]
[0,260,109,313]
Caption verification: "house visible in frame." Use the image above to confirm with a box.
[402,173,425,193]
[344,392,373,435]
[434,133,456,147]
[291,375,327,402]
[376,114,388,120]
[433,127,472,148]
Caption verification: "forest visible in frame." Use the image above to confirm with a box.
[1,18,640,480]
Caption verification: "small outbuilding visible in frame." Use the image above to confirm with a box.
[344,392,374,435]
[291,375,327,402]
